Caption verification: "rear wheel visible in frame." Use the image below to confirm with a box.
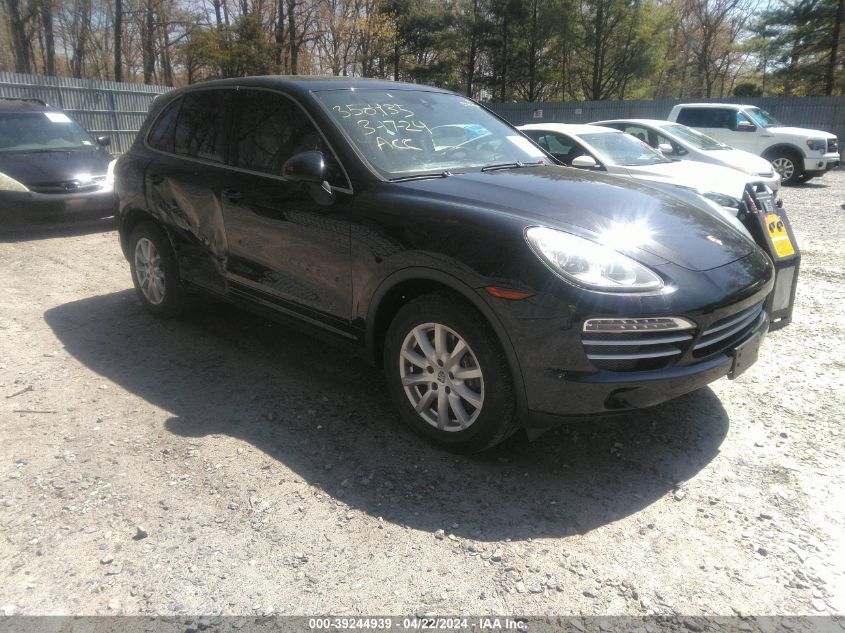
[383,292,519,452]
[128,222,184,318]
[768,150,802,185]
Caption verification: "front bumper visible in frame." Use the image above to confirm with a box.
[484,248,775,430]
[802,152,840,174]
[526,309,769,428]
[0,187,116,233]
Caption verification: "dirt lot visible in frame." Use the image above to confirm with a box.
[0,171,843,618]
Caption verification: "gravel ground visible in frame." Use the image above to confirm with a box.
[0,171,843,618]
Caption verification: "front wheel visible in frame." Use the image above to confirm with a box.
[383,292,519,452]
[768,151,802,185]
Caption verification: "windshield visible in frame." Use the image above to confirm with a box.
[744,107,780,128]
[315,89,546,178]
[663,124,728,151]
[0,112,96,153]
[580,132,670,166]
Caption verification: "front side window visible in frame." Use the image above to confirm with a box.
[744,107,780,128]
[0,112,96,153]
[580,132,670,166]
[173,90,230,163]
[315,89,546,179]
[231,90,344,185]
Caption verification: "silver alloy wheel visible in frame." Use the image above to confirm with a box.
[134,237,166,305]
[772,157,795,181]
[399,322,484,432]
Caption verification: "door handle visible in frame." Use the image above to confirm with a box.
[148,174,164,184]
[223,189,243,202]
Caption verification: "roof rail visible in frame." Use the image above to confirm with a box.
[0,96,48,106]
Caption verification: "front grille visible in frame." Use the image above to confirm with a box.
[29,175,106,195]
[828,138,838,153]
[582,328,694,372]
[693,301,763,357]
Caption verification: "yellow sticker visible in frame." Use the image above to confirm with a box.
[765,213,795,257]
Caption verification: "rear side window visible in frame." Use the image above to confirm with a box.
[676,108,734,129]
[173,90,230,163]
[147,97,182,152]
[231,89,344,185]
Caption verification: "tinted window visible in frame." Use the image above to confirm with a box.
[147,97,182,153]
[173,90,230,163]
[676,107,734,129]
[232,90,344,185]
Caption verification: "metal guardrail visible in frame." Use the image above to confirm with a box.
[487,96,845,151]
[0,72,170,154]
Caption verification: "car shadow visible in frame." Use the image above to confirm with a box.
[44,290,730,541]
[0,218,115,243]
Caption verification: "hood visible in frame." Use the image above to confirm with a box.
[767,126,836,140]
[396,166,755,272]
[0,149,111,187]
[714,149,776,176]
[621,160,750,200]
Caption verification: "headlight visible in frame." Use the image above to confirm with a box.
[703,192,740,209]
[0,171,29,192]
[524,226,663,292]
[104,159,117,188]
[806,139,825,151]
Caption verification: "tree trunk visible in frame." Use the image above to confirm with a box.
[114,0,122,81]
[143,2,156,83]
[527,0,538,101]
[275,0,285,67]
[287,0,298,74]
[499,11,509,102]
[465,0,478,96]
[826,0,844,95]
[5,0,32,74]
[40,0,55,75]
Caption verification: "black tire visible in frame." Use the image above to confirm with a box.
[127,221,185,318]
[767,150,803,185]
[383,291,520,453]
[796,173,815,183]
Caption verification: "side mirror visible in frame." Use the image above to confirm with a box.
[282,151,335,206]
[736,121,756,132]
[571,155,599,169]
[96,135,111,147]
[658,143,674,155]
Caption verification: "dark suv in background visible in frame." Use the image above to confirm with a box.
[115,77,774,452]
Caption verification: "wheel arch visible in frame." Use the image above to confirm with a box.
[365,268,528,422]
[762,143,805,162]
[119,208,174,259]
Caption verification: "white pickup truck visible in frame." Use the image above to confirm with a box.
[668,103,840,185]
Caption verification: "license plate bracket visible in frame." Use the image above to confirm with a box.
[729,332,763,379]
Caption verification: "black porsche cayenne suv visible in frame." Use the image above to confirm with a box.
[115,77,774,452]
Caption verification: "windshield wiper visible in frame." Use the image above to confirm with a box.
[389,170,455,183]
[480,161,543,172]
